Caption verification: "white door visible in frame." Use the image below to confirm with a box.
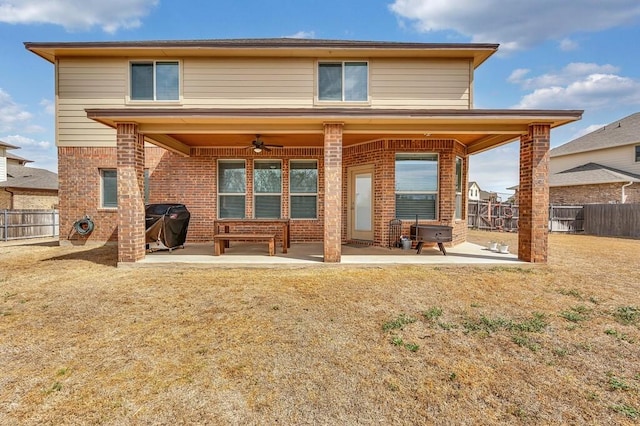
[349,165,374,241]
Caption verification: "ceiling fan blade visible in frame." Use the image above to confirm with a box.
[263,145,272,152]
[265,144,283,148]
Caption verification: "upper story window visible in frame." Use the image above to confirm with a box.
[318,61,368,102]
[130,61,179,101]
[635,145,640,162]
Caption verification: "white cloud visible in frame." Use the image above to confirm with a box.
[285,31,316,39]
[0,0,158,33]
[509,62,620,89]
[389,0,640,52]
[559,38,578,51]
[0,88,33,133]
[3,134,51,149]
[40,99,55,116]
[513,73,640,110]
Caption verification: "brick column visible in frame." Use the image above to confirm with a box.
[323,123,343,262]
[116,123,146,264]
[518,124,550,263]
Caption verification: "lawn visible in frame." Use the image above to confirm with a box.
[1,230,639,425]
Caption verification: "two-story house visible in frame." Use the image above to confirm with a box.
[26,38,582,264]
[549,112,640,204]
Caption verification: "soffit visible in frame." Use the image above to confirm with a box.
[85,107,583,155]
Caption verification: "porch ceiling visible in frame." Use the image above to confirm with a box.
[86,107,583,156]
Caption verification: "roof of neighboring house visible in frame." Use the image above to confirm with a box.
[6,152,33,164]
[550,112,640,157]
[550,162,640,187]
[0,140,19,150]
[25,38,500,68]
[0,164,58,191]
[468,181,480,188]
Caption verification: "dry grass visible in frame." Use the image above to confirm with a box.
[1,231,639,425]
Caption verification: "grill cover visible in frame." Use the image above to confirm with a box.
[145,203,190,251]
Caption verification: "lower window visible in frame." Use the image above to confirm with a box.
[395,153,438,220]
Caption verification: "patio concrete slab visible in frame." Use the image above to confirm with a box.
[136,241,523,266]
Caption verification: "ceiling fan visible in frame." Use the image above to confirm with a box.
[246,135,283,153]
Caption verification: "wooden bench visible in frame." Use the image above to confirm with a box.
[213,233,276,256]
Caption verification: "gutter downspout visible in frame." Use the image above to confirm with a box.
[621,181,633,204]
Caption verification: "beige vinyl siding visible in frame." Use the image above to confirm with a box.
[55,56,475,148]
[370,59,471,109]
[57,58,125,147]
[0,149,6,181]
[183,58,314,107]
[551,145,640,175]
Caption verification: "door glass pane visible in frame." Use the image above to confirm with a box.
[355,173,372,231]
[318,63,342,100]
[345,62,367,101]
[156,62,179,100]
[131,63,153,100]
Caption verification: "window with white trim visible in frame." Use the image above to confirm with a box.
[635,145,640,162]
[254,160,282,218]
[100,169,149,208]
[130,61,179,101]
[218,160,246,218]
[318,61,368,101]
[290,160,318,219]
[455,157,463,220]
[395,153,438,220]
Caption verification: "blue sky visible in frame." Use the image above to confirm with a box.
[1,0,640,195]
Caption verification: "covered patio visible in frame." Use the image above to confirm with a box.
[138,240,522,266]
[85,108,582,266]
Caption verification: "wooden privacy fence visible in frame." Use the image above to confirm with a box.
[549,205,584,233]
[0,210,59,241]
[583,204,640,238]
[469,201,638,237]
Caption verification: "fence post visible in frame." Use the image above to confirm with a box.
[3,210,7,242]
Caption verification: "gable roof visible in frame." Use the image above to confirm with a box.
[0,140,19,150]
[550,112,640,157]
[550,162,640,187]
[6,152,33,164]
[25,38,499,68]
[0,164,58,191]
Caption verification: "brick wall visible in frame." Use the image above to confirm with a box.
[0,190,12,209]
[551,182,640,205]
[10,190,58,209]
[343,138,468,248]
[58,137,468,251]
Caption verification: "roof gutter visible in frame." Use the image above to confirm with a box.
[621,181,634,204]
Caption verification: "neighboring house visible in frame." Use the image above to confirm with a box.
[0,141,59,209]
[26,38,582,264]
[468,181,498,202]
[549,112,640,204]
[506,185,519,204]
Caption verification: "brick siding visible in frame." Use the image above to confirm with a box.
[58,137,470,256]
[551,182,640,205]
